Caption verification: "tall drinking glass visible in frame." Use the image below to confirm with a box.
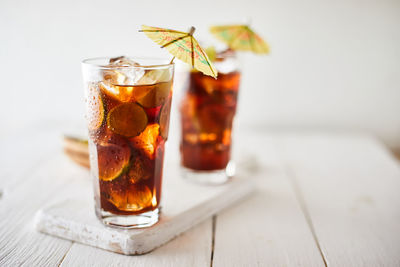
[180,51,240,184]
[82,57,174,228]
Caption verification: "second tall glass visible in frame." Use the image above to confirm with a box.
[180,51,240,184]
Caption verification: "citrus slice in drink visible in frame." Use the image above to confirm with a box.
[107,103,148,137]
[130,84,153,102]
[126,184,153,211]
[159,98,172,140]
[100,82,137,103]
[135,81,172,108]
[130,124,160,159]
[87,83,105,130]
[97,143,130,181]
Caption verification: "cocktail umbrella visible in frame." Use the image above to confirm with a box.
[140,25,218,78]
[210,25,269,54]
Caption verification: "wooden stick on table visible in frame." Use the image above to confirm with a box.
[63,135,90,169]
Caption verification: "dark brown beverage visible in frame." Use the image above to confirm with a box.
[83,57,174,227]
[180,54,240,174]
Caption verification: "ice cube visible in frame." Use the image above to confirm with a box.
[137,68,172,85]
[103,56,145,85]
[109,56,138,66]
[128,155,152,184]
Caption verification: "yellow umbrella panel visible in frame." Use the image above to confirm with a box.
[140,25,218,78]
[210,25,269,54]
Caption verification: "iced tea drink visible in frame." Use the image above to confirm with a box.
[82,57,174,228]
[180,51,240,184]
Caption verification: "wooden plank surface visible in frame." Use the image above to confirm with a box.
[213,135,325,266]
[1,129,399,266]
[0,152,87,266]
[279,133,400,266]
[0,129,59,196]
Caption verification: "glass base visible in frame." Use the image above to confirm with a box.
[181,161,236,185]
[96,208,160,229]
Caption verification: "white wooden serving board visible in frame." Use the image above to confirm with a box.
[34,163,256,255]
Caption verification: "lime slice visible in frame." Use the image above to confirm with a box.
[136,81,172,108]
[97,143,130,181]
[107,103,148,137]
[159,98,172,140]
[87,83,105,130]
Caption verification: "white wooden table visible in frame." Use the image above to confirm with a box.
[1,128,400,266]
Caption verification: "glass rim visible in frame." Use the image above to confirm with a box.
[81,56,174,70]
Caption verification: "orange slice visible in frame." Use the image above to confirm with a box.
[97,143,130,181]
[107,103,148,137]
[130,124,160,159]
[159,98,172,140]
[105,183,153,212]
[87,83,105,130]
[126,184,153,211]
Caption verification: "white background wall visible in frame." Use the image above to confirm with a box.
[1,0,399,149]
